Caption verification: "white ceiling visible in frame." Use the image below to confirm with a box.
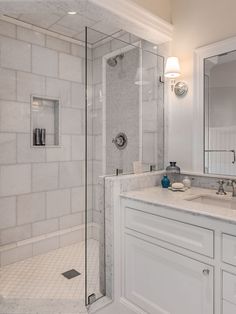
[0,0,123,44]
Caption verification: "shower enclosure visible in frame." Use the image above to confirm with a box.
[85,27,164,305]
[0,11,164,313]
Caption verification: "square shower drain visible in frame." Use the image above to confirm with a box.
[62,269,81,279]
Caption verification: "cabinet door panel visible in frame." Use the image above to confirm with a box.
[223,271,236,305]
[222,234,236,266]
[124,233,214,314]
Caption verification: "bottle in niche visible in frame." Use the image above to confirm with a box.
[40,129,46,146]
[34,128,41,146]
[161,175,170,188]
[166,162,181,183]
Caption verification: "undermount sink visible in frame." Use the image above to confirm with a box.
[185,194,236,210]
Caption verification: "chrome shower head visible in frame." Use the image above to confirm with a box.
[107,57,117,67]
[107,53,124,67]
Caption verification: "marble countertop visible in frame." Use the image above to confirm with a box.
[120,186,236,224]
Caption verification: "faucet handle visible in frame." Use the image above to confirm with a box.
[216,180,227,195]
[227,179,236,185]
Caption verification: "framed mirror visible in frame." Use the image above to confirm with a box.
[194,36,236,176]
[204,52,236,175]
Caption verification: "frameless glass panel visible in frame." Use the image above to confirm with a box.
[85,27,165,305]
[141,46,164,172]
[204,51,236,176]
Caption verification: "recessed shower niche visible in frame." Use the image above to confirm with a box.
[31,96,60,147]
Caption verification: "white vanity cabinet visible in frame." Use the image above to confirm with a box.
[124,233,213,314]
[120,197,236,314]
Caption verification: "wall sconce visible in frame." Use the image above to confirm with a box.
[164,57,188,97]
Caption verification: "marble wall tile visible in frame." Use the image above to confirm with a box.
[0,101,30,133]
[32,163,58,192]
[46,189,70,219]
[59,228,84,247]
[71,43,92,60]
[46,77,71,107]
[71,186,85,213]
[0,244,32,266]
[17,26,45,46]
[92,58,102,85]
[0,36,31,71]
[0,164,31,196]
[71,135,84,160]
[61,108,83,134]
[0,133,17,164]
[32,237,59,256]
[71,82,85,109]
[32,45,58,77]
[17,71,45,102]
[1,224,31,245]
[59,161,83,188]
[17,133,46,163]
[46,36,70,54]
[46,135,71,162]
[59,212,84,229]
[0,20,16,38]
[0,68,16,101]
[17,192,45,225]
[59,53,82,82]
[32,218,59,237]
[0,22,91,262]
[0,196,16,230]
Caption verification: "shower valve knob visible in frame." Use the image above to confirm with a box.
[112,132,128,150]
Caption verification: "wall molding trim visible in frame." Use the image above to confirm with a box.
[193,35,236,172]
[90,0,173,44]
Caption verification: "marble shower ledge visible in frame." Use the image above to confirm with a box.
[121,186,236,224]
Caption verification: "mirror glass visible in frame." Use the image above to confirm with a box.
[204,50,236,175]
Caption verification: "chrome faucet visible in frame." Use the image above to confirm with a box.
[216,180,227,195]
[227,180,236,197]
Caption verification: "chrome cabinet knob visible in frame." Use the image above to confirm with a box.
[202,269,210,276]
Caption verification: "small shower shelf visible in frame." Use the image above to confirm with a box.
[31,95,60,148]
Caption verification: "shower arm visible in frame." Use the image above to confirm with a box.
[205,149,236,164]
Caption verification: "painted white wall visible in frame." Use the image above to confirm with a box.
[130,0,172,23]
[168,0,236,172]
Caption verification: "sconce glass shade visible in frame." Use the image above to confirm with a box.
[134,67,150,85]
[164,57,181,78]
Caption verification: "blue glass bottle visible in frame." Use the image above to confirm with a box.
[161,175,170,188]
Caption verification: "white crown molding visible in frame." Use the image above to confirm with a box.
[90,0,173,44]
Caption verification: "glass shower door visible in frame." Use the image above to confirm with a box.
[84,27,165,306]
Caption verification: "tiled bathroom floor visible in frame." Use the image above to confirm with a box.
[0,240,101,314]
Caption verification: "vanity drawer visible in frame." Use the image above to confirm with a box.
[124,207,214,257]
[223,300,236,314]
[223,271,236,306]
[222,234,236,266]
